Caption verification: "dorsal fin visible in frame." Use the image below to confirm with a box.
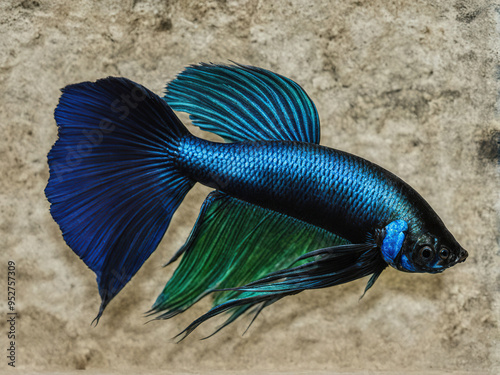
[164,63,321,143]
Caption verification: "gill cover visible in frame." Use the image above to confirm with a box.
[380,220,415,272]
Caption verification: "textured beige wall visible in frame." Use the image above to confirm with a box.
[1,0,499,373]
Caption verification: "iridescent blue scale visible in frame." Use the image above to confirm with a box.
[180,136,419,243]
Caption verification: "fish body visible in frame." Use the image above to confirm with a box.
[179,135,465,276]
[180,137,448,248]
[45,63,467,338]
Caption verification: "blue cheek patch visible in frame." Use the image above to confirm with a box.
[381,220,408,269]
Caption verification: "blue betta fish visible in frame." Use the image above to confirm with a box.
[46,63,467,339]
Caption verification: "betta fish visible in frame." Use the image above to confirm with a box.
[45,63,468,339]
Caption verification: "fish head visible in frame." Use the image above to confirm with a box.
[379,220,468,273]
[405,232,468,273]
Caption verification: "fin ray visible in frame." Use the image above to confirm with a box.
[165,63,320,143]
[45,77,194,320]
[175,244,386,340]
[151,192,347,321]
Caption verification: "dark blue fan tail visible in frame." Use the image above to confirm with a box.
[45,77,195,321]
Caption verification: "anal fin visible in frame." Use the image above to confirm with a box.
[150,191,347,320]
[149,192,387,339]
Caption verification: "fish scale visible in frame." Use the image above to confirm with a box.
[179,135,415,243]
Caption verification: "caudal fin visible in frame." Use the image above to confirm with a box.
[45,77,194,321]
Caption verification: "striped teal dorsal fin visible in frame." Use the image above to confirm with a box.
[164,63,321,143]
[149,191,348,324]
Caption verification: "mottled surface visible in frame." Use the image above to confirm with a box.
[1,0,498,373]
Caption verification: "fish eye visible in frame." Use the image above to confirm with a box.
[419,246,434,261]
[439,247,450,260]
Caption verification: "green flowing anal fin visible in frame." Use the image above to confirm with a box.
[176,241,386,341]
[149,191,348,323]
[164,63,321,143]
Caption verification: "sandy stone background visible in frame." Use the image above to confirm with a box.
[1,0,499,373]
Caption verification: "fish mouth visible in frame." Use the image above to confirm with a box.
[457,248,468,263]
